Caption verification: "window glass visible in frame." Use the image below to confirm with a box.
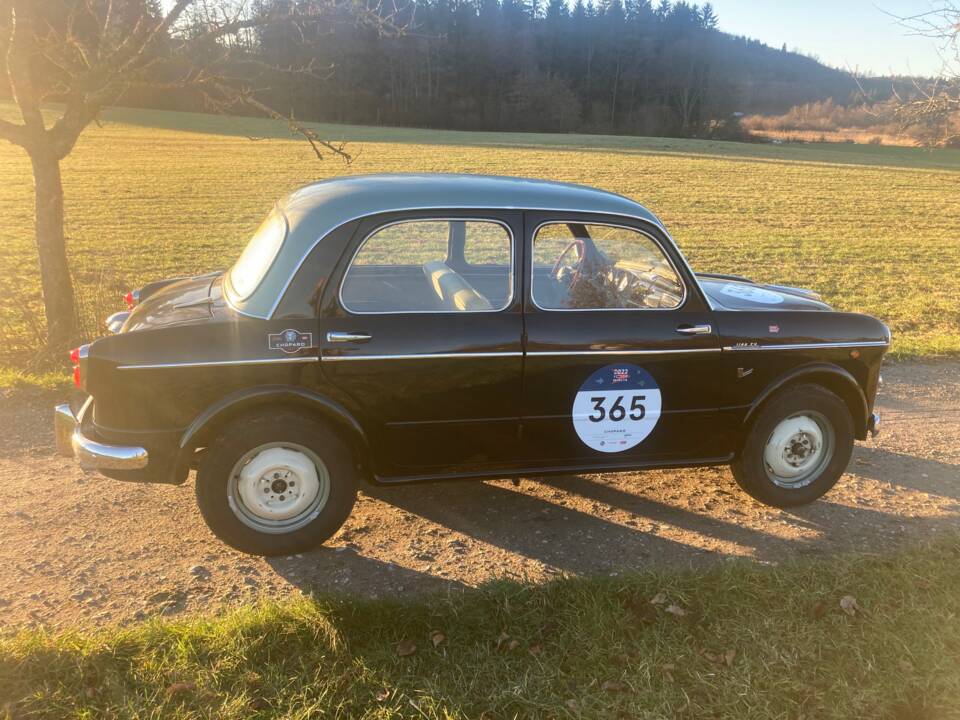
[341,219,513,313]
[226,209,287,301]
[532,223,683,310]
[464,222,512,266]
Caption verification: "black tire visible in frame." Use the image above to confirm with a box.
[731,384,854,508]
[195,412,357,556]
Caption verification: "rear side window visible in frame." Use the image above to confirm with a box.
[340,219,513,313]
[532,222,684,310]
[226,209,287,301]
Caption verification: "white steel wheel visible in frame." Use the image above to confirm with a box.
[227,442,331,534]
[762,411,835,489]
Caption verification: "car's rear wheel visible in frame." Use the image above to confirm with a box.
[731,384,854,508]
[196,412,357,555]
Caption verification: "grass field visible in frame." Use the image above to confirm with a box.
[2,534,959,719]
[1,104,959,383]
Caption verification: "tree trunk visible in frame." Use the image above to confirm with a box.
[30,151,76,353]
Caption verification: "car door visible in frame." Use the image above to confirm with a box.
[520,212,730,469]
[319,210,524,479]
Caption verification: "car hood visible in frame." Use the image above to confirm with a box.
[122,274,222,332]
[698,275,831,311]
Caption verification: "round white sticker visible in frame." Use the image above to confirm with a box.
[720,283,784,305]
[572,364,662,453]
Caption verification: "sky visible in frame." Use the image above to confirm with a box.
[708,0,953,77]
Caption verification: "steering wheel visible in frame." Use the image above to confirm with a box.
[551,240,585,287]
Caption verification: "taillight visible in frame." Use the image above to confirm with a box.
[69,346,82,388]
[69,344,88,389]
[124,291,136,310]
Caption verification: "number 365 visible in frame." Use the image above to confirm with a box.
[589,395,646,422]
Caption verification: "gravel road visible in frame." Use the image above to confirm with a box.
[1,360,957,630]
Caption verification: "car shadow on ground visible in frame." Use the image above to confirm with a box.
[265,464,960,599]
[851,446,960,500]
[265,547,468,598]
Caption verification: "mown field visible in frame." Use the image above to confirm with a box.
[3,534,959,719]
[1,104,959,385]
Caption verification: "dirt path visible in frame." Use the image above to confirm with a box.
[1,361,958,630]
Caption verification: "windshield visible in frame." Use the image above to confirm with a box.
[226,209,288,302]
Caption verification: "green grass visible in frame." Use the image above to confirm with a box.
[3,534,960,719]
[1,104,959,383]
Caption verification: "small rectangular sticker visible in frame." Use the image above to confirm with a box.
[268,329,313,354]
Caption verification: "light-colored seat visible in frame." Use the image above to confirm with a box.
[423,261,494,312]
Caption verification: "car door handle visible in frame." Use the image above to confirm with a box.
[326,331,372,343]
[675,324,712,335]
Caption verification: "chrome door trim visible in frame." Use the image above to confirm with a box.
[118,356,320,370]
[322,348,720,362]
[526,347,722,357]
[322,351,524,362]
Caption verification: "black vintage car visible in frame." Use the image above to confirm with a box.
[55,174,888,555]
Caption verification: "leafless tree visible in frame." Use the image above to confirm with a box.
[0,0,402,354]
[892,2,960,146]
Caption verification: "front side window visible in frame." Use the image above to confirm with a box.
[226,209,288,301]
[532,223,684,310]
[340,219,513,313]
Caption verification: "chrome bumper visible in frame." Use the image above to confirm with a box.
[868,411,881,438]
[54,403,149,470]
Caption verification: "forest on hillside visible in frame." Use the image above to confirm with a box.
[18,0,910,139]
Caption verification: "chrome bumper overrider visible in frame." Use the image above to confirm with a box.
[54,403,149,470]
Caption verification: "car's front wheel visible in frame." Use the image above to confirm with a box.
[731,384,854,508]
[196,412,357,555]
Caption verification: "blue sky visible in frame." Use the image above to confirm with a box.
[708,0,951,76]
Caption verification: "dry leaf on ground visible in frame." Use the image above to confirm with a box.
[396,639,417,657]
[165,682,196,697]
[602,680,628,693]
[840,595,863,617]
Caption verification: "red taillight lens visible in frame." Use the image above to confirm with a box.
[69,346,82,388]
[124,291,135,310]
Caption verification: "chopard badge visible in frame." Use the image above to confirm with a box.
[269,329,313,354]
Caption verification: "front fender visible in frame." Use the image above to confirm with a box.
[744,362,869,440]
[179,385,372,472]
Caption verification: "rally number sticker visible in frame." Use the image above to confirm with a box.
[719,283,784,305]
[572,364,661,453]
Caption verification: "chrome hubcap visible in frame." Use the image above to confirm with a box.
[763,412,834,488]
[228,443,329,533]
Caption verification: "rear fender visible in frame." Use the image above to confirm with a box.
[178,385,372,478]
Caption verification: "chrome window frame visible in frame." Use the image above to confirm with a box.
[261,206,708,319]
[337,217,516,316]
[529,220,688,313]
